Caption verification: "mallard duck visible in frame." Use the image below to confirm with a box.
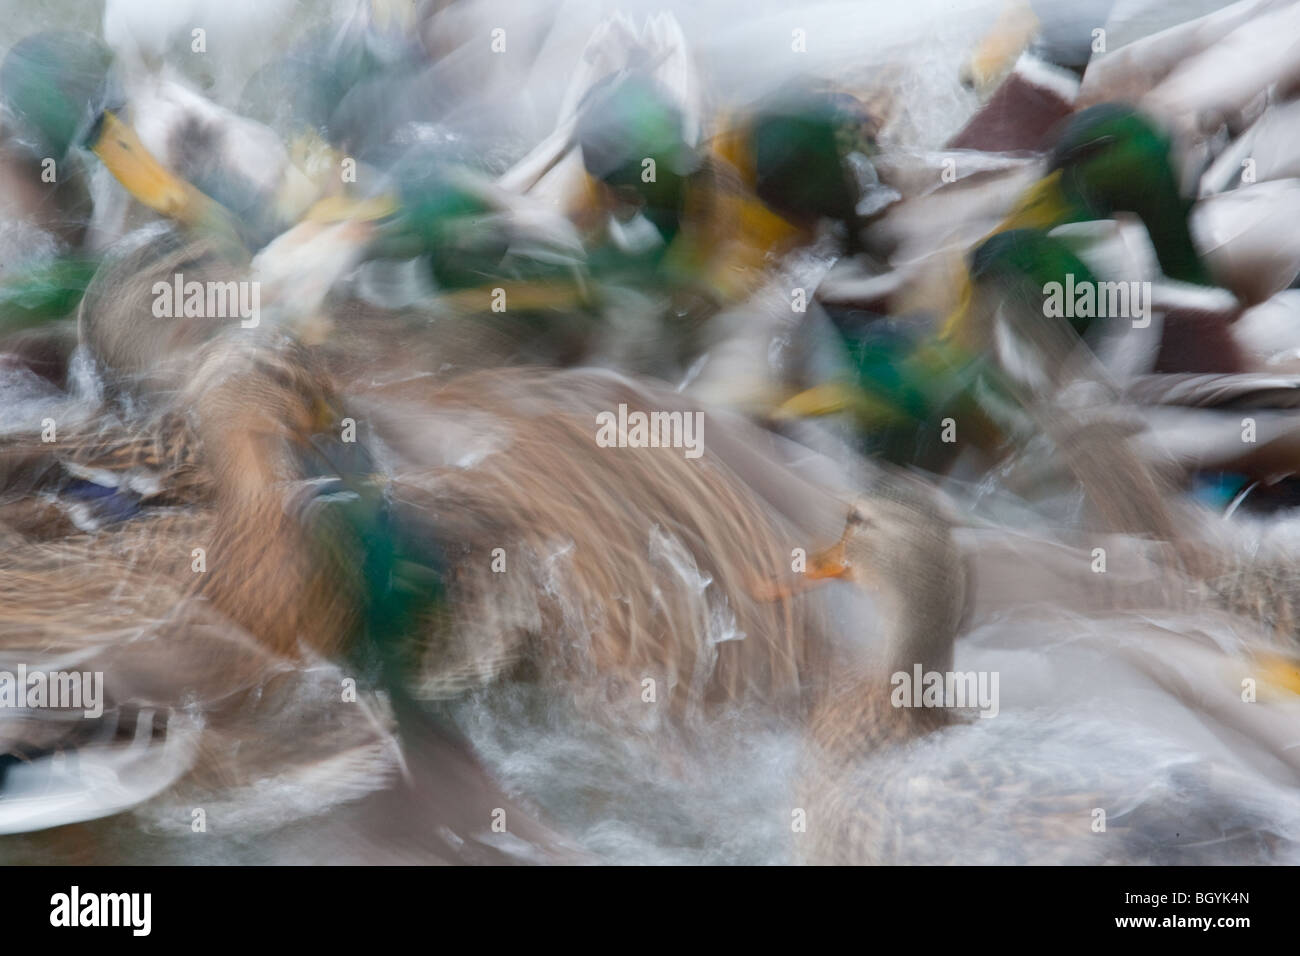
[941,103,1300,510]
[0,342,469,852]
[2,285,596,860]
[580,77,871,294]
[1002,106,1209,276]
[0,23,343,338]
[906,102,1300,407]
[25,219,844,716]
[0,508,573,862]
[364,150,585,304]
[1005,102,1300,300]
[2,23,398,264]
[775,232,1152,504]
[0,32,250,249]
[504,13,873,311]
[578,78,879,381]
[346,364,842,716]
[0,519,393,840]
[959,228,1300,500]
[764,476,1300,864]
[960,226,1238,387]
[2,333,365,645]
[772,309,1018,476]
[670,82,874,300]
[778,101,1287,528]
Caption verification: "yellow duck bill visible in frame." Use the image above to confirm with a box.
[89,110,225,230]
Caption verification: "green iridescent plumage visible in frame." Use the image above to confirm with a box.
[300,431,447,717]
[749,86,869,241]
[1047,104,1211,286]
[576,74,698,244]
[0,31,114,160]
[969,228,1103,341]
[0,256,99,331]
[793,310,1015,470]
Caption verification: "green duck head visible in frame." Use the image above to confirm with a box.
[1042,104,1210,285]
[368,146,510,289]
[964,228,1126,400]
[774,308,1002,470]
[576,73,699,242]
[0,31,116,160]
[2,31,243,249]
[969,228,1103,341]
[748,84,872,237]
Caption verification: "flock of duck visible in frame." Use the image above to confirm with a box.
[3,0,1300,864]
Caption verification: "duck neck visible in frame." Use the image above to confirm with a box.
[1142,199,1211,287]
[817,571,964,754]
[809,538,966,757]
[192,422,362,659]
[1127,168,1211,286]
[880,581,960,680]
[199,486,357,659]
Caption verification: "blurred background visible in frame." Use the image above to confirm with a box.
[3,0,1300,865]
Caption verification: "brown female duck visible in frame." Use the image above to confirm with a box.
[765,476,1300,864]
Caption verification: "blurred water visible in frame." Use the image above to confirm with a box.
[451,686,805,865]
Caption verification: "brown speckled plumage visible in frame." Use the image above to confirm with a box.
[362,367,838,717]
